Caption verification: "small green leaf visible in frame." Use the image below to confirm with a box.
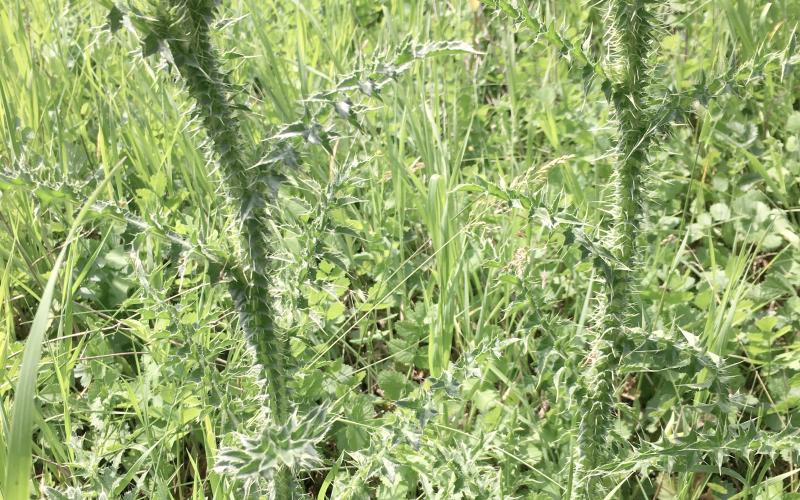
[326,301,346,321]
[107,5,123,33]
[710,202,731,221]
[378,371,407,400]
[755,315,778,333]
[142,33,160,58]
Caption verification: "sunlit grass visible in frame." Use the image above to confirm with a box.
[1,0,799,498]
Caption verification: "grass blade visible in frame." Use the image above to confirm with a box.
[4,240,68,499]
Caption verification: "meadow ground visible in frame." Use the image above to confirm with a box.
[1,0,800,498]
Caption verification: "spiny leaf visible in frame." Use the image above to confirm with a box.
[215,406,330,481]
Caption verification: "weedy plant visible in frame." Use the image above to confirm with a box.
[110,1,481,495]
[116,0,300,495]
[482,0,799,496]
[477,5,669,491]
[572,1,661,494]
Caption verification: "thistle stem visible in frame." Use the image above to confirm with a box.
[574,0,657,495]
[143,1,292,495]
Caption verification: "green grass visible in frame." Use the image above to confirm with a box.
[4,160,122,499]
[1,0,800,498]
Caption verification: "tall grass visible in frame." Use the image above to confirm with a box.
[3,163,122,500]
[2,0,799,496]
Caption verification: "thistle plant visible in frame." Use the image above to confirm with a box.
[143,0,289,412]
[119,0,295,494]
[477,1,785,494]
[572,0,660,495]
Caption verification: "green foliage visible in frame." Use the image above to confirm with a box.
[215,406,329,484]
[4,165,122,499]
[135,0,291,419]
[1,0,799,498]
[572,1,662,494]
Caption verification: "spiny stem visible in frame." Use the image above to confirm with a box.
[141,1,292,495]
[574,0,659,495]
[158,0,289,419]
